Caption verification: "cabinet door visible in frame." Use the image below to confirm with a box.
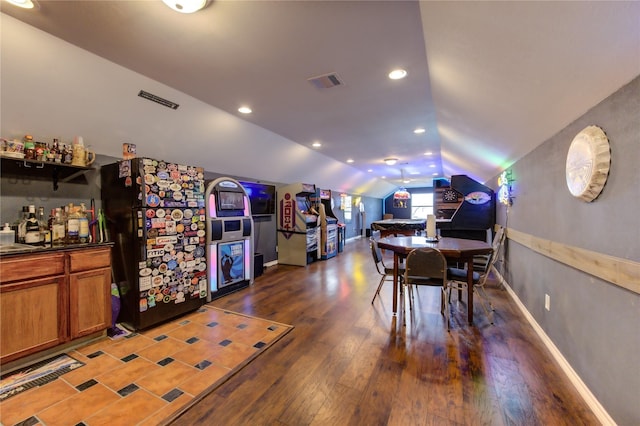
[69,267,111,339]
[0,276,67,364]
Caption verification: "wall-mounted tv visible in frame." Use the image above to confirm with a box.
[240,181,276,216]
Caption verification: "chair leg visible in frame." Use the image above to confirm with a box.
[371,276,386,304]
[441,287,450,332]
[474,285,495,324]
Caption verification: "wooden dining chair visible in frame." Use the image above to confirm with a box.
[447,227,505,324]
[403,247,452,330]
[370,237,404,304]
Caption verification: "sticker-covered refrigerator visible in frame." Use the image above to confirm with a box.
[101,157,207,331]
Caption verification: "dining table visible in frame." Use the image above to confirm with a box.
[376,236,493,325]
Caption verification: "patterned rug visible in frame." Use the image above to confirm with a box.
[0,354,85,401]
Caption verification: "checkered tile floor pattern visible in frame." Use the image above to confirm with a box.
[0,306,292,426]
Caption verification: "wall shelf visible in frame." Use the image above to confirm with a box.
[0,155,94,190]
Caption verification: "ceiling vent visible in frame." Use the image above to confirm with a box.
[138,90,179,110]
[307,72,344,89]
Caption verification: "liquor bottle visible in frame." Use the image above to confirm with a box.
[24,205,41,245]
[78,203,90,243]
[17,206,29,244]
[49,138,60,163]
[37,206,51,246]
[51,208,66,246]
[66,204,80,244]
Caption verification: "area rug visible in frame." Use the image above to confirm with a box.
[0,354,85,401]
[0,305,293,426]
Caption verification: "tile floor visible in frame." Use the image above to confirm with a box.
[0,306,292,426]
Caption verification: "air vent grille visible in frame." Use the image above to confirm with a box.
[307,72,344,89]
[138,90,179,110]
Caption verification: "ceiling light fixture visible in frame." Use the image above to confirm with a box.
[162,0,209,13]
[384,158,398,166]
[6,0,36,8]
[424,151,433,156]
[413,128,425,134]
[238,106,252,114]
[347,159,354,163]
[388,69,407,80]
[312,142,321,148]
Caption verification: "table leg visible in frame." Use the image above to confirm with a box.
[392,254,399,315]
[467,258,474,324]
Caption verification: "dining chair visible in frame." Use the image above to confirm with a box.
[447,227,505,324]
[370,237,404,304]
[403,247,452,330]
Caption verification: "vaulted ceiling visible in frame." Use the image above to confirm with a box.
[2,1,639,197]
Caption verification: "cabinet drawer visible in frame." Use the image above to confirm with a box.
[0,253,65,283]
[69,248,111,272]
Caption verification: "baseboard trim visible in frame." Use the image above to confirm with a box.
[497,271,615,426]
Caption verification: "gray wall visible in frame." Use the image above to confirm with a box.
[492,76,639,425]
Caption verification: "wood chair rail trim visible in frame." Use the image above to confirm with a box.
[506,227,640,294]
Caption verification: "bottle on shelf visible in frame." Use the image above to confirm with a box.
[63,144,73,165]
[24,205,41,245]
[49,138,60,163]
[38,206,51,246]
[78,203,90,243]
[51,208,66,246]
[66,204,80,244]
[17,206,29,244]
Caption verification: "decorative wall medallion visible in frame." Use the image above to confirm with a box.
[565,125,611,202]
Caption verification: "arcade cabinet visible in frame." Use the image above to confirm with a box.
[276,183,320,266]
[205,177,254,301]
[314,188,339,260]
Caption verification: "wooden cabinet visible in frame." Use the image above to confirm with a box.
[0,246,111,364]
[69,248,112,339]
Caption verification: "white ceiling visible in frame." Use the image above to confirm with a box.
[2,0,639,196]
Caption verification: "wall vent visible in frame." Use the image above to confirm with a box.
[307,72,344,89]
[138,90,179,110]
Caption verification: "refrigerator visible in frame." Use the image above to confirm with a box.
[101,158,207,331]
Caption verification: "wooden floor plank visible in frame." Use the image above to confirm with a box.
[170,237,600,426]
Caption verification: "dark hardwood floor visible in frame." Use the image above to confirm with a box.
[170,237,599,426]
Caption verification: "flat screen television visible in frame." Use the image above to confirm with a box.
[240,181,276,216]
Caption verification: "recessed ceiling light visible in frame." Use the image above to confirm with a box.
[413,128,425,134]
[162,0,209,13]
[424,151,433,156]
[312,142,321,148]
[347,159,354,163]
[429,164,436,168]
[382,176,387,179]
[384,158,398,166]
[432,172,439,176]
[388,69,407,80]
[367,169,373,173]
[238,106,252,114]
[6,0,36,8]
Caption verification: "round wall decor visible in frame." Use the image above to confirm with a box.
[565,125,611,202]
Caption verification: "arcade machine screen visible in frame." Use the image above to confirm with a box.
[218,191,245,211]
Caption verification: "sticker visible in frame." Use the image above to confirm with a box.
[164,243,175,252]
[171,209,184,221]
[196,229,205,237]
[194,246,205,257]
[191,223,199,231]
[173,192,183,201]
[139,268,152,277]
[147,248,165,258]
[146,194,161,207]
[157,171,169,180]
[156,235,178,245]
[139,276,152,291]
[158,263,168,274]
[167,260,178,270]
[170,171,180,181]
[151,218,166,229]
[156,209,166,219]
[144,174,155,185]
[183,209,193,220]
[147,295,156,308]
[152,276,163,286]
[140,298,148,312]
[176,223,185,233]
[146,209,156,218]
[176,292,185,303]
[163,295,171,303]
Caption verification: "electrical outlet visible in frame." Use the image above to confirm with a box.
[545,294,550,311]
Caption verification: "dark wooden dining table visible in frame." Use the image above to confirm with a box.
[376,236,493,325]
